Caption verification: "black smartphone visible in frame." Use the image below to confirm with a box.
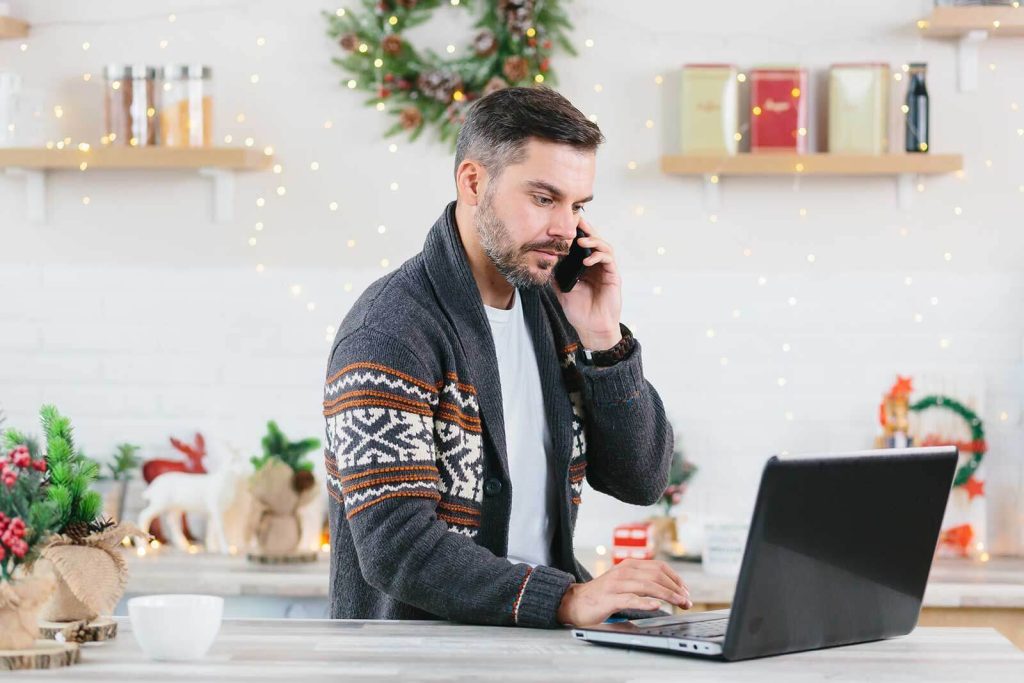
[554,227,591,293]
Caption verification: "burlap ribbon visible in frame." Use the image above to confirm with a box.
[0,572,55,650]
[38,521,149,623]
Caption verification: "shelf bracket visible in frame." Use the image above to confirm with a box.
[896,173,917,210]
[5,167,47,224]
[198,167,236,223]
[702,173,721,212]
[956,29,988,93]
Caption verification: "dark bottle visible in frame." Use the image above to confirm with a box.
[905,63,929,153]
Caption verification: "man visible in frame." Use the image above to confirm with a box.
[323,86,689,628]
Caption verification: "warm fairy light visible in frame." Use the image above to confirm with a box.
[358,43,368,53]
[584,38,594,48]
[931,296,939,306]
[652,286,662,295]
[782,343,791,352]
[77,142,90,152]
[654,75,663,85]
[347,80,357,89]
[534,74,545,83]
[446,44,456,54]
[733,132,742,141]
[914,313,923,323]
[799,208,808,217]
[737,73,747,83]
[321,542,331,552]
[244,136,255,147]
[627,161,637,170]
[790,87,800,98]
[150,539,161,549]
[112,81,121,90]
[19,43,27,52]
[708,214,717,223]
[336,8,346,16]
[380,258,390,268]
[645,119,654,128]
[159,39,169,49]
[797,127,807,136]
[980,552,990,562]
[377,224,386,234]
[325,119,335,127]
[752,106,762,116]
[307,302,316,312]
[916,19,929,30]
[893,73,903,82]
[79,162,88,171]
[137,545,147,557]
[83,73,91,81]
[310,161,320,170]
[168,13,176,22]
[388,16,398,25]
[121,536,131,547]
[657,246,666,255]
[374,58,384,68]
[594,83,603,93]
[944,252,953,262]
[706,328,716,338]
[248,237,257,246]
[388,143,398,152]
[224,134,233,143]
[806,254,816,263]
[1000,411,1009,421]
[905,276,913,286]
[255,222,264,231]
[276,186,286,196]
[787,296,797,306]
[390,182,399,191]
[709,175,719,184]
[795,162,805,172]
[344,282,354,291]
[82,41,90,51]
[988,63,997,72]
[588,113,597,122]
[256,197,265,207]
[452,90,464,101]
[187,545,199,554]
[953,206,962,216]
[82,196,91,205]
[250,74,260,84]
[993,20,1001,29]
[939,338,951,349]
[347,240,356,248]
[256,263,265,273]
[290,284,302,296]
[256,36,266,46]
[901,104,910,114]
[53,105,64,118]
[526,27,537,37]
[264,145,274,156]
[720,357,729,366]
[733,309,742,318]
[777,377,787,387]
[236,113,246,123]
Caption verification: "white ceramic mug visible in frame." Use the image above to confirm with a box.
[128,594,224,661]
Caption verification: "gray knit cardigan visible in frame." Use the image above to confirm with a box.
[323,200,674,628]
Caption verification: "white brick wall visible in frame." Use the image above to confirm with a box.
[1,0,1022,556]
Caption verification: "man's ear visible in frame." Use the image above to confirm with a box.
[456,160,486,207]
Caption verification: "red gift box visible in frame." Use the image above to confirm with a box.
[613,522,654,548]
[750,68,808,153]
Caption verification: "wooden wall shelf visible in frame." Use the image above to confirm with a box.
[660,153,963,177]
[918,5,1024,91]
[660,153,964,210]
[0,147,274,224]
[0,15,29,39]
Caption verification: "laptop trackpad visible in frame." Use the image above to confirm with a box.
[630,608,731,628]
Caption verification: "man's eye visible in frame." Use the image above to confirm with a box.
[534,195,553,206]
[573,205,585,213]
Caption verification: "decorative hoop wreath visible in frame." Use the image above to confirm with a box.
[324,0,576,145]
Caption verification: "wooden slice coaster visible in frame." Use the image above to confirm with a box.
[0,640,80,671]
[247,550,320,565]
[39,616,118,643]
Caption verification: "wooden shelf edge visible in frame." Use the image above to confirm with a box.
[660,153,963,177]
[0,15,30,39]
[0,147,274,171]
[919,5,1024,38]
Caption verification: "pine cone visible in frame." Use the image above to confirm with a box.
[399,106,423,130]
[472,30,498,58]
[339,33,359,52]
[382,34,403,56]
[416,70,464,102]
[483,76,509,97]
[64,521,90,542]
[498,0,535,37]
[292,469,315,494]
[502,56,529,83]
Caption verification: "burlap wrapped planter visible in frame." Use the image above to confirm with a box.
[37,523,146,624]
[0,573,55,650]
[247,461,318,555]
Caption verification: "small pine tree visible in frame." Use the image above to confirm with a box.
[39,405,103,536]
[250,421,320,473]
[108,443,141,481]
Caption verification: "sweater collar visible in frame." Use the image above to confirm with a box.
[421,201,575,483]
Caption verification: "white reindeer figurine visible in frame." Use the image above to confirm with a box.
[137,445,251,554]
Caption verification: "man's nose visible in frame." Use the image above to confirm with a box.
[550,208,578,243]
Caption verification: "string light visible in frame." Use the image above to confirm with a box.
[390,182,399,191]
[388,144,398,153]
[81,41,90,51]
[264,145,274,156]
[290,285,302,297]
[273,164,282,174]
[914,313,923,323]
[380,258,390,268]
[584,38,594,48]
[329,201,339,211]
[250,74,260,84]
[777,377,787,387]
[652,286,662,295]
[244,137,255,147]
[377,224,386,234]
[256,36,266,46]
[706,328,716,338]
[310,161,320,171]
[255,197,265,207]
[720,357,729,366]
[905,276,913,286]
[307,302,316,312]
[276,186,286,196]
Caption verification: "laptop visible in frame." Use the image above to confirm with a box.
[573,446,959,661]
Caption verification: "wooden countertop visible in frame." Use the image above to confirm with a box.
[123,551,1024,609]
[20,620,1024,680]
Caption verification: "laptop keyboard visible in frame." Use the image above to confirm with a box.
[641,619,729,639]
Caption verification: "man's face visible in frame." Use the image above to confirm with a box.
[475,138,596,289]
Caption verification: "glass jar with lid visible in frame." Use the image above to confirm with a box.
[103,64,158,146]
[159,64,213,147]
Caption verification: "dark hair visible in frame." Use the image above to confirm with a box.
[454,86,604,180]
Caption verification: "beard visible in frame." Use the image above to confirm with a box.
[475,188,570,290]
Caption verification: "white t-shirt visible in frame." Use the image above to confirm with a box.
[483,289,556,568]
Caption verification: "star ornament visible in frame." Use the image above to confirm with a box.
[962,476,985,501]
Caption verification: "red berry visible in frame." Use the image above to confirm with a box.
[384,73,394,83]
[12,541,27,558]
[0,546,5,561]
[32,459,47,472]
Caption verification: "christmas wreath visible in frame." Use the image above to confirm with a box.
[324,0,576,144]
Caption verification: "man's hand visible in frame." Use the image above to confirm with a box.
[553,216,623,352]
[556,559,692,627]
